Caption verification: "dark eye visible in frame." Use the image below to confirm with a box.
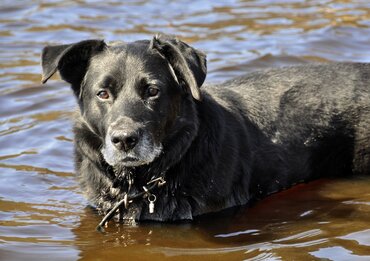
[97,90,110,100]
[147,86,159,97]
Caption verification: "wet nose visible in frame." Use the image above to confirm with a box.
[111,131,139,152]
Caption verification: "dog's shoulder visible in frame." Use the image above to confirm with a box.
[201,62,370,137]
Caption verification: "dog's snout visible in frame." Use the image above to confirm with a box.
[111,131,139,152]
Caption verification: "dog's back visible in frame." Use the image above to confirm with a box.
[205,62,370,176]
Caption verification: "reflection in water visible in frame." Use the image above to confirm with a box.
[1,0,370,260]
[71,179,370,260]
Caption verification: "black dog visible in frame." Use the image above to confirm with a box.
[41,34,370,224]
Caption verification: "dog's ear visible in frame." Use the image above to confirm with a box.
[150,34,207,101]
[41,40,106,96]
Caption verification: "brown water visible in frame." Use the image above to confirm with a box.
[1,0,370,260]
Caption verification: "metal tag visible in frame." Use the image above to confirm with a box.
[148,194,156,214]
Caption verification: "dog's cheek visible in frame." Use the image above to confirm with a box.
[160,94,182,140]
[83,101,110,137]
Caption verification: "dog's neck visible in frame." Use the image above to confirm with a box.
[96,161,169,230]
[102,159,169,202]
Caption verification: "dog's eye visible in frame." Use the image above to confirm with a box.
[147,87,159,97]
[97,90,110,100]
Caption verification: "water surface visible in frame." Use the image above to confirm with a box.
[1,1,370,260]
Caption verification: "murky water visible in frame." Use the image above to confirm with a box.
[1,0,370,260]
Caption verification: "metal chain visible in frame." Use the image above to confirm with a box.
[96,176,166,232]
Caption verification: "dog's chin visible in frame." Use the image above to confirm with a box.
[102,153,159,168]
[120,156,153,167]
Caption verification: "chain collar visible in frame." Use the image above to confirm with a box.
[96,173,166,232]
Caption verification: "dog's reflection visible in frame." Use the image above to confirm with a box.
[72,179,358,260]
[73,206,201,259]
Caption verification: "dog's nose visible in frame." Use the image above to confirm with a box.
[111,131,139,152]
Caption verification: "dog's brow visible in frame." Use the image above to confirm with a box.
[138,77,149,86]
[102,76,117,88]
[138,76,162,87]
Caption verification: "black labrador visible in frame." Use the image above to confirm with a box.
[41,34,370,225]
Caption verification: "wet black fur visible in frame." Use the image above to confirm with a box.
[41,35,370,221]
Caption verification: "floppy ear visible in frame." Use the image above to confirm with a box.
[150,34,207,101]
[41,39,106,96]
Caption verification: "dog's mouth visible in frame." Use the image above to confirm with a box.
[122,156,139,163]
[121,156,148,167]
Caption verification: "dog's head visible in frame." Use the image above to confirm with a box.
[41,35,207,168]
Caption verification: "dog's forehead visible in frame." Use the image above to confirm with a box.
[109,40,150,57]
[90,41,165,76]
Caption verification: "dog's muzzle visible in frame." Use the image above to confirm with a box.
[101,118,162,167]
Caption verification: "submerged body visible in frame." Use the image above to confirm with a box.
[41,36,370,222]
